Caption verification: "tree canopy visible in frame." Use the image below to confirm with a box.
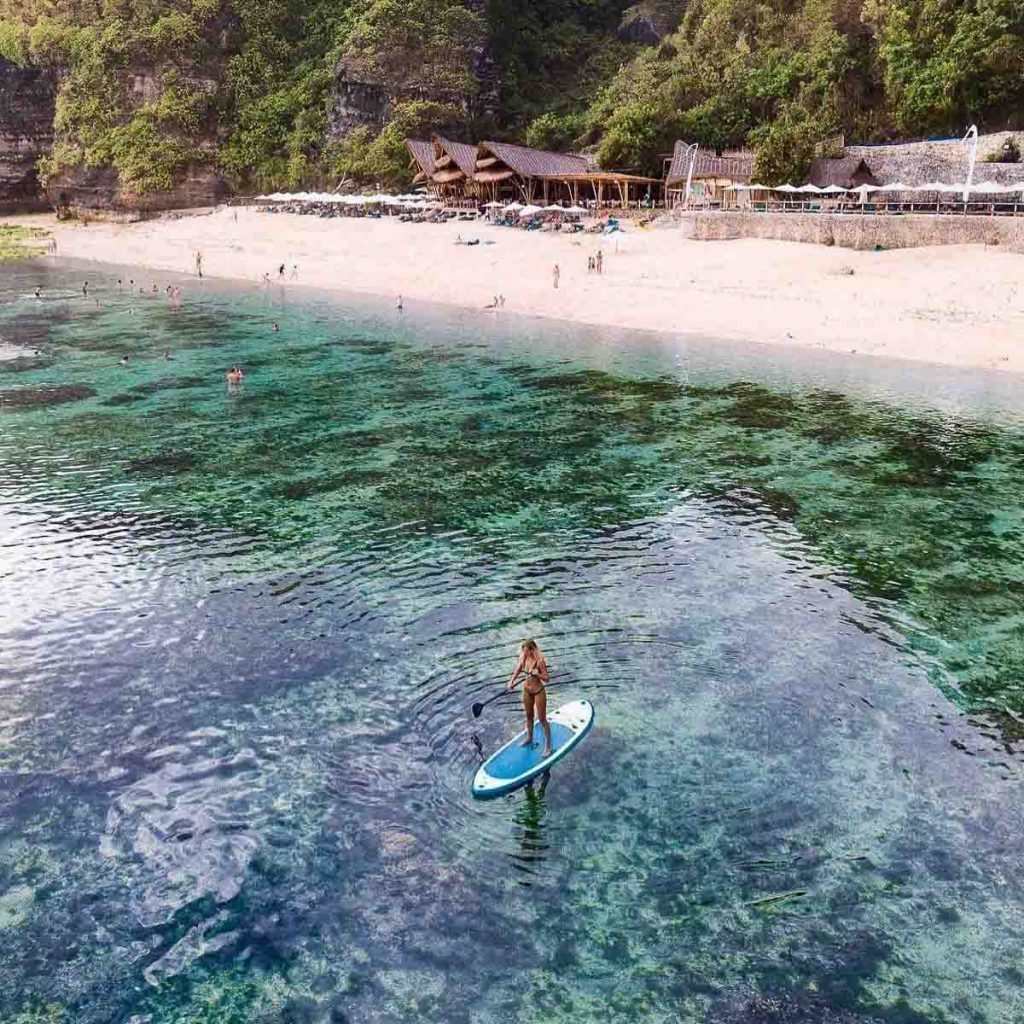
[1,0,1022,193]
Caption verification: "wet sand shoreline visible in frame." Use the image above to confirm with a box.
[8,208,1024,374]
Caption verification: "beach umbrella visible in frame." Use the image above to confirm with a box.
[875,182,911,191]
[820,185,849,193]
[483,200,504,208]
[565,205,588,214]
[797,184,825,193]
[773,184,800,193]
[518,204,544,218]
[723,184,748,191]
[913,182,957,192]
[968,181,1011,194]
[747,184,770,191]
[504,201,524,212]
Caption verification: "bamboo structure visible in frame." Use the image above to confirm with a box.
[665,140,755,206]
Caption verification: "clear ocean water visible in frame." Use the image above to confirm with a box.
[3,260,1024,1024]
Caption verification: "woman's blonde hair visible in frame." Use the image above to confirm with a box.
[521,638,539,655]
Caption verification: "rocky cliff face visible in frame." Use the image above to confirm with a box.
[327,0,499,144]
[326,80,391,141]
[0,59,56,213]
[45,162,228,216]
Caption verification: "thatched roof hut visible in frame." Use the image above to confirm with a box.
[808,157,877,189]
[431,136,479,187]
[406,134,661,205]
[665,141,754,189]
[477,141,588,202]
[406,139,436,184]
[475,141,652,204]
[476,141,590,183]
[845,132,1024,187]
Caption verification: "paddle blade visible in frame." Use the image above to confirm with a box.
[472,702,485,718]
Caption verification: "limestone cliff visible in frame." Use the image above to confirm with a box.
[0,58,55,213]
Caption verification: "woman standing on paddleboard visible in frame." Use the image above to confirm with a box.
[507,639,551,757]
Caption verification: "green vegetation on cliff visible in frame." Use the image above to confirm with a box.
[1,0,1024,195]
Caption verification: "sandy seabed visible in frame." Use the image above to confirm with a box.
[14,207,1024,373]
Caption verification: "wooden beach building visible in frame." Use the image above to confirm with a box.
[665,141,755,205]
[474,140,658,206]
[406,134,661,207]
[406,139,436,187]
[474,141,588,203]
[430,136,481,196]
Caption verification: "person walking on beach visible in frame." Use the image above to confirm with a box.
[552,264,560,289]
[194,251,203,278]
[278,263,285,279]
[506,639,552,757]
[596,250,603,275]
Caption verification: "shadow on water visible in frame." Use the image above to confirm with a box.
[510,771,551,882]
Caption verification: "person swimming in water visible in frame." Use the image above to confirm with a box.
[506,638,551,756]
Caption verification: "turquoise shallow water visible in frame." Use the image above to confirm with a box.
[3,261,1024,1023]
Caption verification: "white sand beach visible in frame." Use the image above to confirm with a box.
[15,207,1024,373]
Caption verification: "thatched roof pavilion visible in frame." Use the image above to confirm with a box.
[406,139,436,185]
[808,157,877,189]
[666,141,754,203]
[844,133,1024,188]
[474,140,657,204]
[403,134,662,206]
[431,136,480,191]
[475,141,589,202]
[476,141,589,179]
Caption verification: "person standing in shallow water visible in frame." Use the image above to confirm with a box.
[552,264,560,289]
[506,639,551,757]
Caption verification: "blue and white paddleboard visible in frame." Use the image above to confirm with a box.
[471,699,594,800]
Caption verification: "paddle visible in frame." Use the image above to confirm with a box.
[472,676,566,718]
[471,689,508,719]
